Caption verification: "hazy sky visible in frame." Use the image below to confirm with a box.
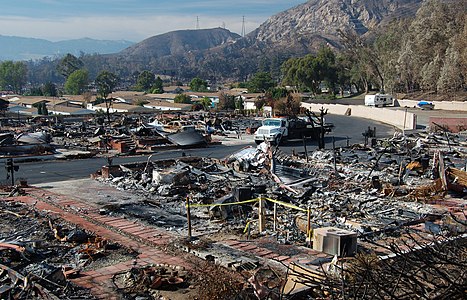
[0,0,305,42]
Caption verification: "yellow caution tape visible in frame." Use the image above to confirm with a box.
[262,197,308,212]
[186,197,307,213]
[186,198,259,208]
[243,221,251,233]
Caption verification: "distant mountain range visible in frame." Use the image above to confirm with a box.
[103,0,423,81]
[26,0,424,83]
[0,35,134,61]
[119,28,240,59]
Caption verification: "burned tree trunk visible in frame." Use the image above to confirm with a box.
[306,107,328,149]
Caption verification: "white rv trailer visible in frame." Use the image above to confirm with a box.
[364,93,394,107]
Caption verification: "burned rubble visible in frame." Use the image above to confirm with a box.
[0,197,137,299]
[91,126,466,298]
[1,108,466,298]
[112,264,190,299]
[98,129,466,229]
[1,112,249,160]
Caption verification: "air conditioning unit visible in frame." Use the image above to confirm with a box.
[312,227,357,257]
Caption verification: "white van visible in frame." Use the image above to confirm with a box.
[364,93,394,107]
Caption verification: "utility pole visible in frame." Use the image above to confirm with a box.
[196,16,199,30]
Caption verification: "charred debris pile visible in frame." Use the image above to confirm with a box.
[0,199,136,299]
[0,113,249,158]
[92,129,467,297]
[96,129,466,244]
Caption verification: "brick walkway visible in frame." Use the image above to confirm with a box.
[4,188,193,300]
[2,186,336,298]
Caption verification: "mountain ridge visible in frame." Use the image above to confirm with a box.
[107,0,422,81]
[118,28,240,60]
[26,0,425,83]
[0,35,134,61]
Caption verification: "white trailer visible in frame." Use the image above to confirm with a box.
[364,94,394,107]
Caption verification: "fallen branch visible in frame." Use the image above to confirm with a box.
[0,210,22,218]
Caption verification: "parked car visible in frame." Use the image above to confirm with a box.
[417,101,434,110]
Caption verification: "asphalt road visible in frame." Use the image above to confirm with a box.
[2,115,395,185]
[4,145,246,185]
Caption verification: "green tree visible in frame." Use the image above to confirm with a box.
[174,93,191,104]
[335,53,352,96]
[27,86,43,96]
[371,23,404,94]
[57,53,83,79]
[269,87,288,100]
[247,72,276,93]
[42,82,57,97]
[316,46,338,93]
[135,70,155,92]
[338,29,384,92]
[234,97,244,111]
[37,103,43,115]
[281,57,301,91]
[95,70,119,124]
[218,92,236,110]
[189,77,208,92]
[281,48,339,95]
[64,69,89,95]
[200,97,212,110]
[0,61,27,94]
[36,102,48,115]
[151,76,164,94]
[282,55,321,94]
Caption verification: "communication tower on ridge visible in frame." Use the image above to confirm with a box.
[241,16,246,37]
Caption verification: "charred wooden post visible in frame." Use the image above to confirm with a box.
[186,196,192,238]
[306,107,328,149]
[307,207,311,247]
[273,202,277,232]
[258,197,265,232]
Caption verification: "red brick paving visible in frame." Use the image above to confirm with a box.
[2,187,329,298]
[273,255,291,262]
[2,188,193,299]
[223,240,242,246]
[255,249,274,256]
[263,253,281,259]
[118,224,141,230]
